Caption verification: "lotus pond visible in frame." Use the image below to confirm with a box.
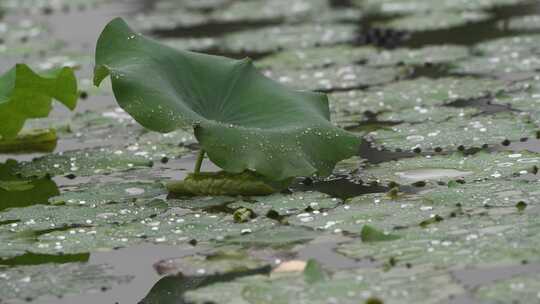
[2,0,540,303]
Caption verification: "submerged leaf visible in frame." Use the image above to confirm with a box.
[94,18,360,181]
[0,64,78,139]
[0,160,59,211]
[0,180,34,192]
[303,259,327,284]
[167,171,290,196]
[0,128,57,153]
[360,225,400,242]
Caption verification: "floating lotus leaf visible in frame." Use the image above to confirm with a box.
[219,23,358,54]
[477,272,540,303]
[379,11,490,32]
[13,148,153,178]
[364,45,470,67]
[228,191,341,219]
[357,151,540,185]
[354,0,528,15]
[49,181,166,206]
[264,65,403,91]
[499,14,540,31]
[422,179,540,208]
[0,263,132,303]
[153,250,269,277]
[338,203,540,270]
[369,112,538,151]
[287,192,455,233]
[329,77,505,126]
[183,267,462,304]
[332,77,505,112]
[256,46,377,71]
[376,106,478,123]
[452,35,540,75]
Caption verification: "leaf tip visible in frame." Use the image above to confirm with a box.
[93,65,110,87]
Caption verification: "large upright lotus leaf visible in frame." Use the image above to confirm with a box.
[0,64,78,139]
[94,18,360,181]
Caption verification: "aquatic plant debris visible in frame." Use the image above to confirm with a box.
[2,0,540,303]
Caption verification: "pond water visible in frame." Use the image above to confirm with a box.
[2,0,540,304]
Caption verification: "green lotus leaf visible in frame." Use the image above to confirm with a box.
[0,64,78,139]
[93,18,360,181]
